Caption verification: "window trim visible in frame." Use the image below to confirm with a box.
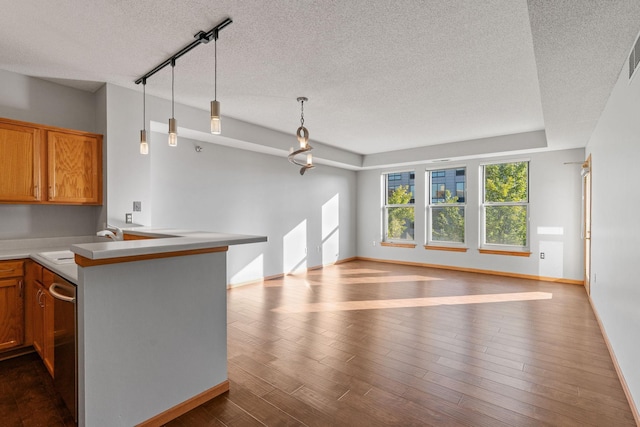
[480,160,530,251]
[425,167,467,248]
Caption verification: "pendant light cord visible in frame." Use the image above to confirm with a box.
[171,59,175,118]
[142,79,146,129]
[214,37,217,101]
[300,99,304,126]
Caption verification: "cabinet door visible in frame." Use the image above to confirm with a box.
[31,282,45,358]
[0,278,25,350]
[42,288,54,376]
[0,122,42,202]
[47,130,102,204]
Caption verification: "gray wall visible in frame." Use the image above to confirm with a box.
[104,83,357,284]
[0,69,102,239]
[357,148,585,281]
[586,45,640,411]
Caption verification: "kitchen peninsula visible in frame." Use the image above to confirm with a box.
[68,229,265,427]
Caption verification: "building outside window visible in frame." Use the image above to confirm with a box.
[482,161,529,248]
[427,167,466,245]
[384,171,415,241]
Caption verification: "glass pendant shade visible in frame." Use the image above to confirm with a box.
[210,100,221,134]
[140,129,149,154]
[297,123,309,149]
[168,118,177,147]
[307,153,313,165]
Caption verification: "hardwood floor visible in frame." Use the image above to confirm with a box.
[0,260,635,425]
[168,260,636,426]
[0,352,74,426]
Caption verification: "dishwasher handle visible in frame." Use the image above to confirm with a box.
[50,282,76,303]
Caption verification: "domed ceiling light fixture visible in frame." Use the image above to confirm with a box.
[288,97,315,175]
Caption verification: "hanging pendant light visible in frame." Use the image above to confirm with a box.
[134,18,232,142]
[140,78,149,155]
[168,59,178,147]
[210,30,221,134]
[288,97,315,175]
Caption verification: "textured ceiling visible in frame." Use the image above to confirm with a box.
[1,1,639,156]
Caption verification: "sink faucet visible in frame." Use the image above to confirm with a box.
[97,225,124,241]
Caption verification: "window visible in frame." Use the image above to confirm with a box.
[384,171,415,241]
[482,161,529,248]
[427,167,466,245]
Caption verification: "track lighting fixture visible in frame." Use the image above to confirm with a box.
[140,78,149,155]
[288,97,315,175]
[134,18,232,145]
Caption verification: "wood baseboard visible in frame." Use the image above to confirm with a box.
[136,380,230,427]
[587,297,640,426]
[354,257,584,285]
[0,346,36,362]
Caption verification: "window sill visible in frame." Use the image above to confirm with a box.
[380,242,417,249]
[479,249,531,257]
[424,245,468,253]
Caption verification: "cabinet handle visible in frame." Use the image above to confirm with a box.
[37,289,44,308]
[50,283,76,303]
[18,280,23,298]
[49,186,53,198]
[34,185,39,199]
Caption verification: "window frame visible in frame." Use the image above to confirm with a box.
[480,160,530,251]
[426,166,467,248]
[382,170,416,243]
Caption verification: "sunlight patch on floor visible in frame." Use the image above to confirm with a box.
[272,292,553,313]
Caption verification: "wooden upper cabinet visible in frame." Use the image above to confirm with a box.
[0,122,42,202]
[47,131,102,204]
[0,118,102,205]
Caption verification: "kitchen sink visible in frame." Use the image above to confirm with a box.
[38,250,76,264]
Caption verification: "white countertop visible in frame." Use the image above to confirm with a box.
[71,228,267,260]
[0,229,267,284]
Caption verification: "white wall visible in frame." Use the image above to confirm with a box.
[149,132,357,284]
[0,69,102,239]
[586,45,640,411]
[104,84,357,284]
[357,148,585,281]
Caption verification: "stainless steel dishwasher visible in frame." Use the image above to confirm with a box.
[49,275,77,422]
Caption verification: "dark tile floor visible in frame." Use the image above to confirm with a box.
[0,352,75,427]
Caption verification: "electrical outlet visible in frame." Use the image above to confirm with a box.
[133,201,142,212]
[540,252,545,259]
[125,213,133,224]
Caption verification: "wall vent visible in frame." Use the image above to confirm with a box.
[629,34,640,79]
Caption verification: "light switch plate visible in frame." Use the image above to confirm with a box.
[133,201,142,212]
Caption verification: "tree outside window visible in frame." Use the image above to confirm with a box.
[482,161,529,247]
[428,168,465,245]
[384,172,414,241]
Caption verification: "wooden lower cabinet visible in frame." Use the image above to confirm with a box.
[27,262,55,376]
[0,260,25,351]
